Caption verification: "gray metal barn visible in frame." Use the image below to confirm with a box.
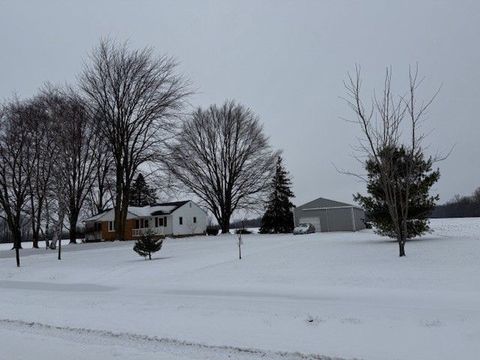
[293,197,366,232]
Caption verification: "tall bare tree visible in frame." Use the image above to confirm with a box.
[25,95,57,248]
[80,39,189,240]
[0,99,36,266]
[166,101,277,233]
[344,65,440,256]
[43,88,99,244]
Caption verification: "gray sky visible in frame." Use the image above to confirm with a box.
[1,0,479,206]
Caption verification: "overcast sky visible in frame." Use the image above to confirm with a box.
[1,0,479,206]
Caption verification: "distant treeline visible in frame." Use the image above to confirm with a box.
[430,188,480,218]
[230,217,262,229]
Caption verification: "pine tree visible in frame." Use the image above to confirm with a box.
[133,230,164,260]
[260,157,295,233]
[129,174,157,207]
[354,145,440,239]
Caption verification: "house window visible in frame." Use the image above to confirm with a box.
[144,219,149,228]
[193,217,197,223]
[155,217,158,227]
[108,221,115,232]
[179,217,183,225]
[164,217,167,227]
[158,217,164,227]
[135,219,140,229]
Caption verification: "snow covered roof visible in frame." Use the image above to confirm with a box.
[83,201,191,222]
[150,201,189,215]
[296,197,362,211]
[82,208,114,223]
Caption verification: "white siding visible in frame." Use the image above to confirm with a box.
[171,201,207,236]
[147,214,173,235]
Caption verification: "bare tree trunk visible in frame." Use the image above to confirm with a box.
[50,206,65,253]
[12,228,21,267]
[30,196,39,248]
[238,233,242,260]
[32,205,43,248]
[220,214,231,234]
[69,210,79,244]
[58,234,62,260]
[32,232,39,248]
[44,200,51,249]
[398,240,406,257]
[114,178,127,240]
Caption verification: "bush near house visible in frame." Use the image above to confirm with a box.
[206,226,220,236]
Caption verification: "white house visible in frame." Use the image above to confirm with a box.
[83,200,207,241]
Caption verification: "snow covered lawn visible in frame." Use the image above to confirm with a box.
[1,218,479,360]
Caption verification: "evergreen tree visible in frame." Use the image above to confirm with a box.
[260,157,295,233]
[354,145,440,239]
[129,174,156,207]
[133,230,164,260]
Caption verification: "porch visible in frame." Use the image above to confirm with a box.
[131,215,171,237]
[132,227,166,237]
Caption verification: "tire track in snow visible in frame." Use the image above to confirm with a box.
[0,318,358,360]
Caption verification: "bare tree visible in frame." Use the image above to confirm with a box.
[0,99,36,266]
[25,95,58,248]
[80,39,189,240]
[344,65,440,257]
[86,138,114,215]
[165,101,277,233]
[43,87,98,244]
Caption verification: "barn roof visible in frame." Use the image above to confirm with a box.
[296,197,362,210]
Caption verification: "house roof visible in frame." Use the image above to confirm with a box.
[150,201,189,215]
[83,201,191,222]
[83,211,109,222]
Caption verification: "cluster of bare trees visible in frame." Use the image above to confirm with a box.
[1,39,277,266]
[79,41,276,237]
[80,40,190,241]
[0,89,102,266]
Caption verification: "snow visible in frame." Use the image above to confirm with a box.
[0,218,479,360]
[0,240,78,252]
[129,205,177,217]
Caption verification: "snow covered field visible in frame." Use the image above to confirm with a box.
[1,218,479,360]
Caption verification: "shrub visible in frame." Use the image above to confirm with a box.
[133,230,164,260]
[206,226,219,236]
